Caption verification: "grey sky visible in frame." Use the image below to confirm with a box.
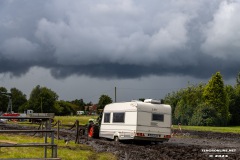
[0,0,240,103]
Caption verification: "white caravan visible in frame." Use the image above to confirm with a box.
[99,99,172,142]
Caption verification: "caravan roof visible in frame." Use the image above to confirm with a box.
[103,100,171,114]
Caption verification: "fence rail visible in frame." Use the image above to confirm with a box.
[0,116,59,159]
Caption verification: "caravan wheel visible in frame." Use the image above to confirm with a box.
[114,136,119,142]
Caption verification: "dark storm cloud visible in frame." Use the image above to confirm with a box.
[0,0,240,79]
[49,53,238,80]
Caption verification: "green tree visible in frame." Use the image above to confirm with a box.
[164,91,183,124]
[203,72,230,126]
[190,103,218,126]
[98,95,112,110]
[236,72,240,86]
[174,99,190,125]
[165,83,205,125]
[0,87,9,112]
[235,85,240,122]
[55,100,79,116]
[27,85,41,111]
[10,88,27,112]
[71,99,86,111]
[28,85,58,113]
[228,84,240,125]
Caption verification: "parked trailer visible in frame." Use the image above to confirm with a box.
[98,99,172,142]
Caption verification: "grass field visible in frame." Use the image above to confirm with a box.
[0,115,112,159]
[174,125,240,134]
[0,134,116,160]
[54,115,98,125]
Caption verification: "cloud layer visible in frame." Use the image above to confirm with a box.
[0,0,240,79]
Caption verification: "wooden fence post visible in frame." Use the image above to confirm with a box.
[75,120,79,144]
[57,120,60,140]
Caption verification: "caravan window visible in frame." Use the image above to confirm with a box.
[104,113,110,123]
[113,112,125,123]
[152,113,164,122]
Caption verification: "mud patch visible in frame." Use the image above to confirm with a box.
[1,124,240,160]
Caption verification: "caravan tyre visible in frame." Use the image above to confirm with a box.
[154,141,163,145]
[92,125,99,138]
[114,136,119,142]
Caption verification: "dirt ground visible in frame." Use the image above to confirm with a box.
[1,124,240,160]
[65,127,239,160]
[84,130,240,160]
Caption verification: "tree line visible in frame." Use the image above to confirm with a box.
[0,85,112,116]
[1,72,240,126]
[164,72,240,126]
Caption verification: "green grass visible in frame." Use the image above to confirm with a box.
[54,115,98,125]
[15,115,98,127]
[1,116,115,159]
[0,134,116,160]
[173,125,240,134]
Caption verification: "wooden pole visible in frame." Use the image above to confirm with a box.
[115,87,116,102]
[75,120,79,144]
[44,120,48,158]
[57,120,60,140]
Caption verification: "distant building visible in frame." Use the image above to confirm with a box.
[84,104,98,115]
